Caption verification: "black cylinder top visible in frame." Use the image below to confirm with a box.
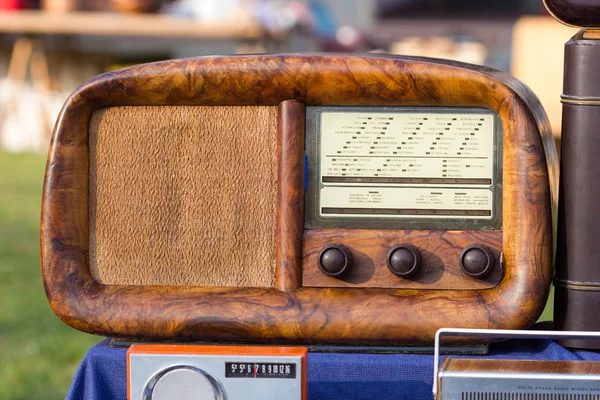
[545,0,600,28]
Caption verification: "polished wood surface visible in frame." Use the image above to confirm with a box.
[583,30,600,39]
[303,230,503,290]
[41,55,555,342]
[441,358,600,374]
[0,11,264,38]
[276,101,305,291]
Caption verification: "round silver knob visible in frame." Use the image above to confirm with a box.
[144,366,225,400]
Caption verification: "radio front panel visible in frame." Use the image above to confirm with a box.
[127,345,307,400]
[41,54,556,343]
[303,106,504,290]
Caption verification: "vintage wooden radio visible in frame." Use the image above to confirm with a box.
[40,54,557,343]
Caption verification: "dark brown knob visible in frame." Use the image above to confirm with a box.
[460,244,495,278]
[318,244,352,278]
[386,244,421,278]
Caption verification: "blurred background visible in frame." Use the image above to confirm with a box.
[0,0,571,398]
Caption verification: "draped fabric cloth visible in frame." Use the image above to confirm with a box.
[66,333,600,400]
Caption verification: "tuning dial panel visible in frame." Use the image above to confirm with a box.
[386,244,422,278]
[460,244,495,278]
[318,244,353,278]
[129,345,307,400]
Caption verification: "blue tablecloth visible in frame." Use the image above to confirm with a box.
[66,334,600,400]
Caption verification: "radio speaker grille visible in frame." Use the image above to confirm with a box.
[89,106,278,287]
[462,393,600,400]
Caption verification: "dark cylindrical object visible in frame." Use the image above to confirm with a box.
[555,31,600,350]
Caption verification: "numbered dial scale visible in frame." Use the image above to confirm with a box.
[127,345,307,400]
[305,107,502,231]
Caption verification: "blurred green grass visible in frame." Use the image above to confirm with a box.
[0,150,554,399]
[540,286,554,322]
[0,151,100,400]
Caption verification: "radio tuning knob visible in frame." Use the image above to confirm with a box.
[460,244,495,278]
[146,366,224,400]
[387,244,421,278]
[318,244,353,278]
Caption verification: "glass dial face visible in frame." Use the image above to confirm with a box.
[225,362,296,379]
[318,110,496,221]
